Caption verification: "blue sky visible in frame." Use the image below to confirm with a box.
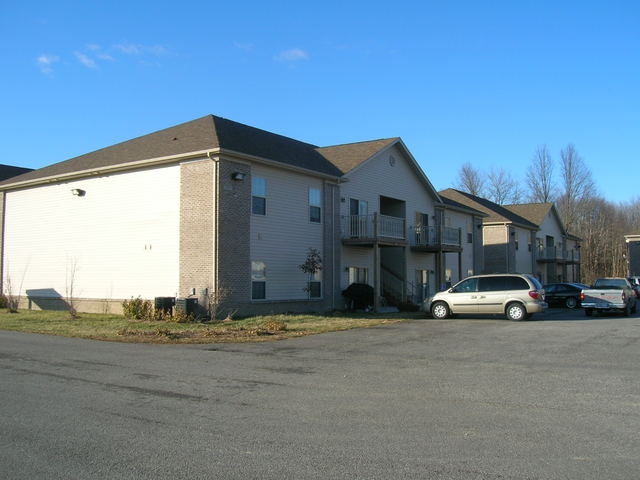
[2,1,638,203]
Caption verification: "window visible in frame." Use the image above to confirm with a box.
[251,261,266,299]
[308,270,322,298]
[348,267,368,284]
[478,276,528,292]
[309,187,321,223]
[454,277,478,293]
[252,176,266,215]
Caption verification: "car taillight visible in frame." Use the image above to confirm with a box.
[529,290,541,300]
[580,292,585,301]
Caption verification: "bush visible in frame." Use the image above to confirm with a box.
[122,297,154,320]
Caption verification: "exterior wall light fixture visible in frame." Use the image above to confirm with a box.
[71,188,86,197]
[231,172,245,181]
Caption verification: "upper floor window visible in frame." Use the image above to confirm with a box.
[309,187,321,223]
[252,176,266,215]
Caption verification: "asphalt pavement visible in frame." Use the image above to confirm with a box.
[1,307,639,479]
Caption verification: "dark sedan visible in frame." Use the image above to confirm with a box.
[543,282,590,309]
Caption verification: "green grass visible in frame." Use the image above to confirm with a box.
[0,309,422,343]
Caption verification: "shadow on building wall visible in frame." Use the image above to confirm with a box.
[26,289,71,311]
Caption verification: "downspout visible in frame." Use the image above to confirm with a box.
[207,151,219,295]
[332,182,336,311]
[0,192,5,295]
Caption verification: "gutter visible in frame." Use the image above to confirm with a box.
[0,147,343,192]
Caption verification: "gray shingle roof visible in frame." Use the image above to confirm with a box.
[317,138,399,174]
[0,115,345,187]
[0,164,33,181]
[439,189,538,229]
[504,203,554,227]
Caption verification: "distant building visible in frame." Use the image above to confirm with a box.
[625,235,640,276]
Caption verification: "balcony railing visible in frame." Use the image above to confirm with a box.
[412,225,461,248]
[537,246,581,263]
[341,214,405,241]
[341,215,463,249]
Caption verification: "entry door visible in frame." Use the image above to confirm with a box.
[349,198,368,237]
[415,212,429,245]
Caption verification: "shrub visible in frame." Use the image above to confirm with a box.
[122,297,154,320]
[169,309,193,323]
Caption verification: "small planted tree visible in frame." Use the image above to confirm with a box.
[299,248,322,299]
[207,286,234,322]
[4,273,20,313]
[65,257,80,319]
[4,264,28,313]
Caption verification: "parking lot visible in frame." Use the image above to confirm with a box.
[1,308,639,479]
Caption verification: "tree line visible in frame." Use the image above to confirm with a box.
[454,144,637,284]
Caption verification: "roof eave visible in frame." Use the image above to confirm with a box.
[0,148,220,191]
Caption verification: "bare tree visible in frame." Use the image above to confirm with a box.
[4,263,28,313]
[207,286,233,322]
[486,167,518,205]
[557,144,597,233]
[527,145,557,202]
[65,257,80,319]
[454,162,485,196]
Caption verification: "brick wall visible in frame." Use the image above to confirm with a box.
[179,160,214,308]
[215,160,251,315]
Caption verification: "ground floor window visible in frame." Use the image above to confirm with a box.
[307,269,322,298]
[348,266,368,284]
[252,261,266,300]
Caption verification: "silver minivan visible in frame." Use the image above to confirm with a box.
[426,274,547,320]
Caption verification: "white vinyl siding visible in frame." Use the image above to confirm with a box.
[250,165,323,301]
[3,166,180,301]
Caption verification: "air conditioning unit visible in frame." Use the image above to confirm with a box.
[175,297,198,315]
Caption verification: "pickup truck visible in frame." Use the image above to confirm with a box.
[580,278,637,316]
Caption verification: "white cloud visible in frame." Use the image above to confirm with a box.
[35,41,169,74]
[115,42,141,55]
[275,48,310,62]
[36,54,60,74]
[74,51,97,68]
[114,42,168,57]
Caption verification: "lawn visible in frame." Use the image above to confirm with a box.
[0,309,422,344]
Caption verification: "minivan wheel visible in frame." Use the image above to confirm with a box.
[506,302,526,321]
[431,301,450,319]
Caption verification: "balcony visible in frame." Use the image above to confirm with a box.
[536,246,581,264]
[341,214,406,246]
[410,225,462,252]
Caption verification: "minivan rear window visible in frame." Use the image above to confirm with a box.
[505,276,529,290]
